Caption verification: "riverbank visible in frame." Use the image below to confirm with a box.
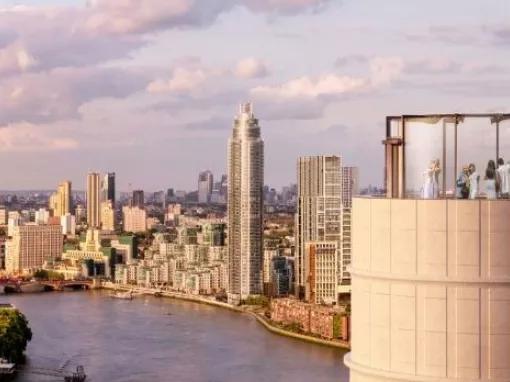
[101,282,350,350]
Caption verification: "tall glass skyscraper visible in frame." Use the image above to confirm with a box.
[227,103,264,303]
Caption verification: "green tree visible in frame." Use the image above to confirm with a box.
[0,309,32,363]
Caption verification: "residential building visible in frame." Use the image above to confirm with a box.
[34,208,50,225]
[101,200,115,231]
[227,103,264,302]
[198,170,214,204]
[87,172,101,228]
[341,167,359,208]
[305,242,338,305]
[5,224,63,274]
[295,155,342,298]
[122,206,147,233]
[60,213,76,236]
[49,180,72,217]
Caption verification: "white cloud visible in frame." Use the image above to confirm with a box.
[0,122,78,152]
[0,43,38,76]
[252,74,367,98]
[0,67,147,125]
[147,67,208,94]
[235,58,269,79]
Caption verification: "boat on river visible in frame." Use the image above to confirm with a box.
[64,365,86,382]
[110,290,134,300]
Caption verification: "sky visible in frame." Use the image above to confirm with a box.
[0,0,509,191]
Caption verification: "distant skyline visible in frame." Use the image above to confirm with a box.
[0,0,509,190]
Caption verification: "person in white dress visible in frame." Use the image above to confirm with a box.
[496,158,510,198]
[422,159,441,199]
[485,160,498,200]
[468,163,480,199]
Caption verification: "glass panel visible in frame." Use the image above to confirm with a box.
[404,118,443,198]
[457,117,497,199]
[497,118,510,199]
[445,121,456,198]
[389,118,401,138]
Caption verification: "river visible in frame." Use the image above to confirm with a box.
[2,291,349,382]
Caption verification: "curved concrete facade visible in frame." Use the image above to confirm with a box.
[346,198,510,382]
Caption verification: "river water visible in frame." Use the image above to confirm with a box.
[3,291,349,382]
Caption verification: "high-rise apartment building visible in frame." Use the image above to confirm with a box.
[295,155,342,299]
[122,206,147,233]
[132,190,144,208]
[102,172,116,207]
[198,170,214,204]
[342,167,359,208]
[227,103,264,302]
[87,172,101,228]
[5,224,63,274]
[49,180,72,217]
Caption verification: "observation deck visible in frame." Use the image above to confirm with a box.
[346,114,510,382]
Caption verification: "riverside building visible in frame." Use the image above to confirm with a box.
[5,224,63,274]
[345,113,510,382]
[227,103,264,303]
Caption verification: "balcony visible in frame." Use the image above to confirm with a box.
[384,114,510,200]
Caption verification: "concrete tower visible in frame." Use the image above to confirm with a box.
[87,172,101,228]
[346,113,510,382]
[227,103,264,303]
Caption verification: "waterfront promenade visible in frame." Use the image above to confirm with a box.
[102,282,350,350]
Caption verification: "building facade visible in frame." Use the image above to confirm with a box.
[198,170,214,204]
[5,224,63,274]
[295,155,342,298]
[305,242,338,305]
[227,103,264,302]
[102,172,116,207]
[87,172,101,228]
[346,113,510,382]
[122,206,147,233]
[132,190,144,208]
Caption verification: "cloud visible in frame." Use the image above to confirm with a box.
[235,57,269,79]
[369,56,404,86]
[0,122,78,152]
[252,74,367,98]
[0,42,38,76]
[0,67,147,125]
[147,67,209,94]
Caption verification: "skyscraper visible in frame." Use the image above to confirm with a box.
[49,180,72,217]
[87,172,101,228]
[102,172,116,207]
[295,156,342,299]
[227,103,264,303]
[132,190,144,208]
[198,170,214,204]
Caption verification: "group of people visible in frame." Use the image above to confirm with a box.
[456,158,510,199]
[421,158,510,200]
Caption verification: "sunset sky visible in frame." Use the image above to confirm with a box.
[0,0,509,190]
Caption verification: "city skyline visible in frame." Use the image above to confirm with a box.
[1,0,509,190]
